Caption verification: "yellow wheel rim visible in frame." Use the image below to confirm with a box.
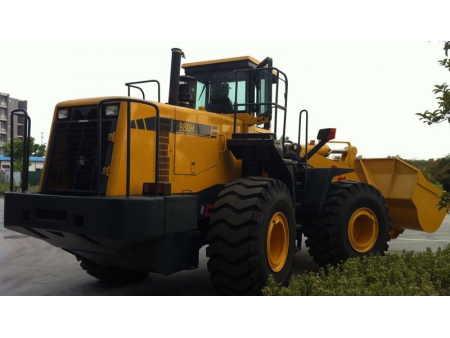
[267,212,289,273]
[348,207,378,253]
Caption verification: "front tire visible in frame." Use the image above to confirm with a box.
[206,177,295,295]
[304,181,391,267]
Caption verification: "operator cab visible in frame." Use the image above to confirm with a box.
[181,56,282,128]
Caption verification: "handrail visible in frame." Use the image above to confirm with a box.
[9,108,31,192]
[297,109,308,191]
[232,66,288,142]
[125,80,161,102]
[298,109,308,163]
[98,98,160,197]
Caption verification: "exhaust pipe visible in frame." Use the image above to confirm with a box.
[168,48,185,105]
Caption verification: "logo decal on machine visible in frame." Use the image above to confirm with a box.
[130,117,218,138]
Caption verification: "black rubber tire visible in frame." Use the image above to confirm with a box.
[80,260,149,284]
[304,181,391,267]
[206,177,295,295]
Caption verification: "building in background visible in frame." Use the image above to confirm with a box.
[0,155,44,187]
[0,92,28,156]
[0,156,44,172]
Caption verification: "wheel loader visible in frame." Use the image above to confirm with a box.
[4,48,447,295]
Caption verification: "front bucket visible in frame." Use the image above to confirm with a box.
[353,158,447,237]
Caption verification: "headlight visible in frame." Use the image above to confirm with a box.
[58,109,69,119]
[105,105,119,117]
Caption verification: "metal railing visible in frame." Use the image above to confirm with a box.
[125,80,161,102]
[297,109,309,192]
[9,108,31,192]
[232,66,288,143]
[97,98,160,197]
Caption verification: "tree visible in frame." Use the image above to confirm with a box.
[405,158,442,189]
[427,155,450,212]
[31,142,46,157]
[3,137,46,173]
[416,42,450,124]
[416,41,450,212]
[426,155,450,191]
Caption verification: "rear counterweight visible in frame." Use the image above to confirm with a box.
[4,192,199,275]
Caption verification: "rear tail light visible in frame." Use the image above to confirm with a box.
[143,183,171,196]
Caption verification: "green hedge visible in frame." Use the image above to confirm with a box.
[263,246,450,296]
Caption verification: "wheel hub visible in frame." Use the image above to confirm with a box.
[348,207,378,253]
[267,212,289,272]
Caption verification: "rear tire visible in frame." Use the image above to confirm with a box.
[304,181,391,267]
[80,260,149,284]
[206,177,295,295]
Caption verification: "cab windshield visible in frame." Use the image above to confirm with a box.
[184,60,273,118]
[187,69,248,113]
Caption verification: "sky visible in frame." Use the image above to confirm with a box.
[1,2,449,162]
[1,41,447,160]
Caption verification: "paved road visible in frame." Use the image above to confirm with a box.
[1,197,449,296]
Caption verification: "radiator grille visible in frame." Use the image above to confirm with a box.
[43,116,116,195]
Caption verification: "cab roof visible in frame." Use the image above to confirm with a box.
[182,56,260,72]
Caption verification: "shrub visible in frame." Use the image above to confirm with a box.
[262,246,450,296]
